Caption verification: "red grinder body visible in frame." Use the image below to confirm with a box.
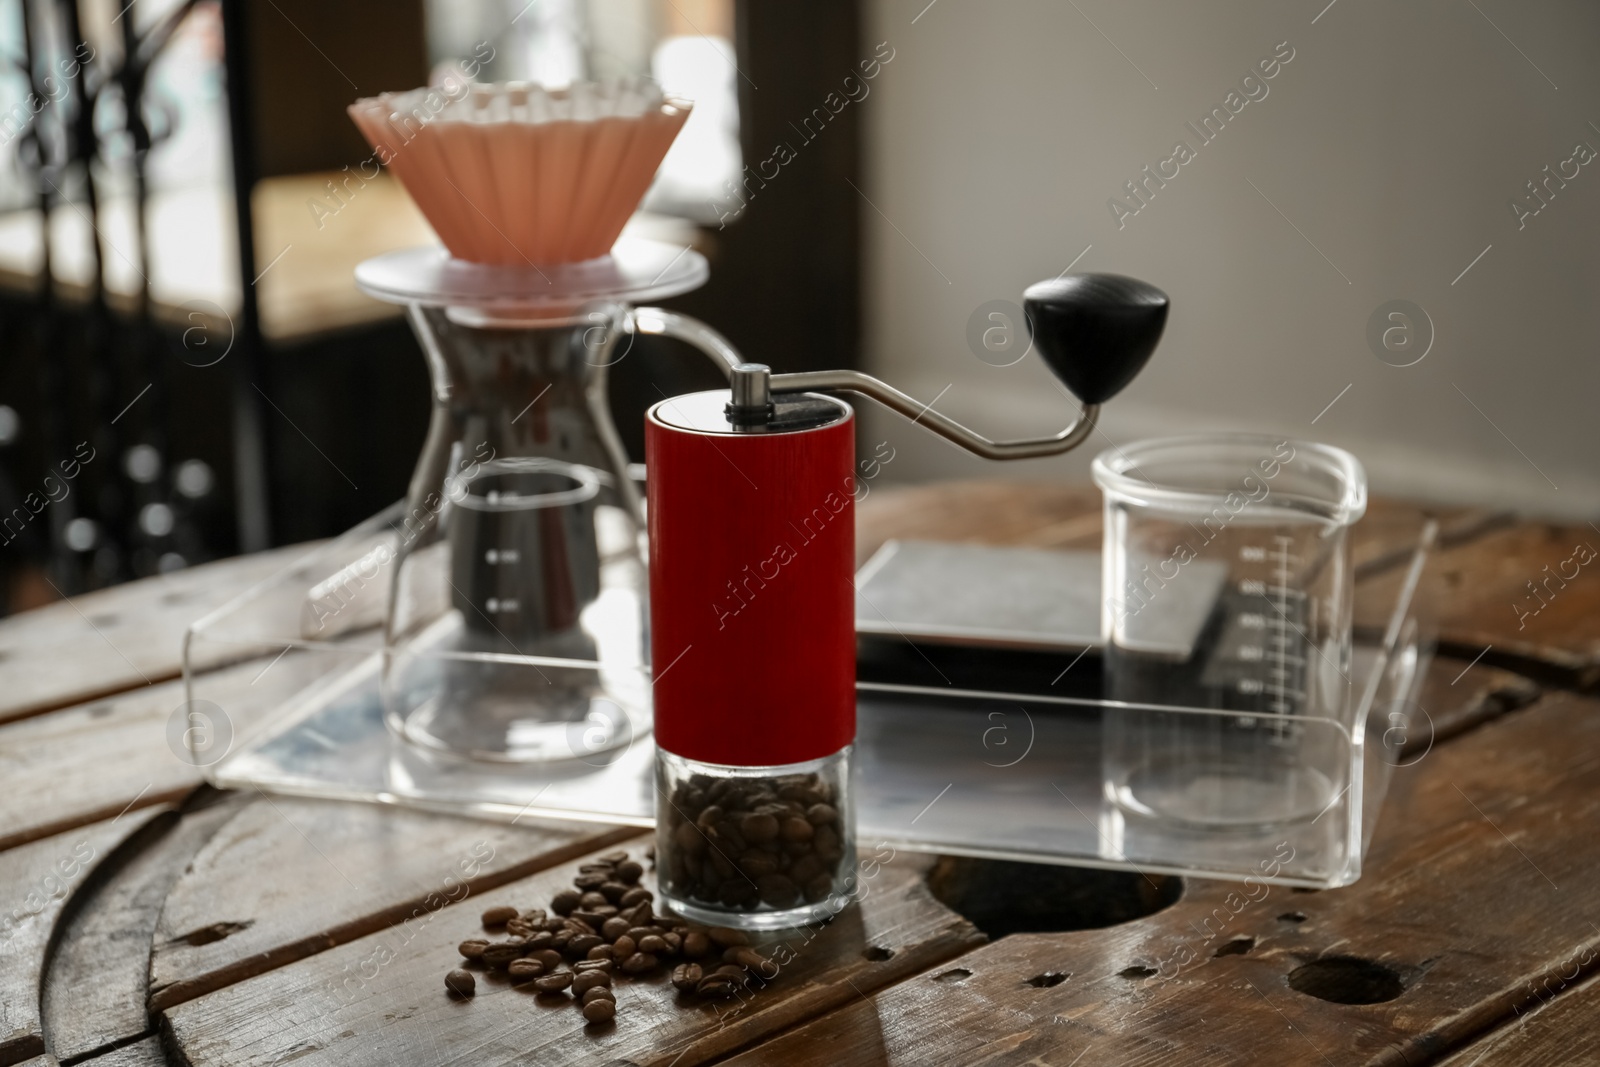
[645,390,856,767]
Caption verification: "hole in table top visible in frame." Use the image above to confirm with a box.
[1027,971,1070,988]
[1213,936,1254,958]
[863,945,894,962]
[1279,911,1308,924]
[1119,965,1157,979]
[925,856,1182,938]
[933,968,972,983]
[1287,956,1405,1004]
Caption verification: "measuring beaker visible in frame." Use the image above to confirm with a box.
[1092,435,1367,828]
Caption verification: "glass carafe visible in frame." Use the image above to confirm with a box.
[354,239,708,764]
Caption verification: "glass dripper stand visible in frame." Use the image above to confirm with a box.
[353,236,707,764]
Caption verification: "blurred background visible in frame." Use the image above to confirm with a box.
[0,0,1595,614]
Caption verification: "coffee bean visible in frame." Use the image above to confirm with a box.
[724,947,768,971]
[597,881,627,904]
[619,887,652,908]
[696,973,738,998]
[507,958,545,982]
[549,931,572,952]
[532,949,563,971]
[671,963,703,991]
[586,944,615,961]
[574,872,608,890]
[533,971,573,992]
[505,918,534,938]
[480,905,518,928]
[616,860,644,884]
[581,986,616,1006]
[625,926,654,943]
[579,890,608,909]
[620,952,658,974]
[638,934,667,954]
[611,935,636,959]
[458,939,489,960]
[551,890,581,916]
[572,970,612,995]
[780,816,814,843]
[591,905,620,921]
[579,862,616,875]
[739,812,780,843]
[714,964,750,983]
[445,969,475,997]
[482,941,526,967]
[582,998,616,1023]
[807,803,838,825]
[572,910,607,928]
[521,908,548,925]
[573,958,614,974]
[682,932,711,958]
[663,932,682,953]
[602,917,631,941]
[569,934,603,955]
[708,927,750,948]
[526,931,554,951]
[599,850,629,864]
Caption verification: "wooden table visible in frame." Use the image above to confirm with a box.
[3,482,1598,1067]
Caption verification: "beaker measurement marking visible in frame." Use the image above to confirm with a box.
[1268,534,1301,727]
[484,548,521,564]
[485,597,521,614]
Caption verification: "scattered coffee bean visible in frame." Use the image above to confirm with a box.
[638,934,667,954]
[619,886,651,908]
[533,971,573,993]
[481,905,519,928]
[611,935,636,959]
[671,963,703,992]
[708,927,750,948]
[551,889,581,916]
[682,932,710,958]
[602,917,631,940]
[696,973,738,998]
[532,949,563,971]
[582,998,617,1024]
[481,941,526,967]
[445,969,475,997]
[569,933,603,955]
[581,986,616,1006]
[507,958,545,982]
[586,944,615,961]
[620,952,658,974]
[600,850,629,864]
[573,958,614,974]
[616,860,644,884]
[724,946,769,971]
[458,939,489,960]
[572,970,612,995]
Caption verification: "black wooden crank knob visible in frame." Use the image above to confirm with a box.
[1023,274,1169,405]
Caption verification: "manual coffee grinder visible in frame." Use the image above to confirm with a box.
[645,273,1169,927]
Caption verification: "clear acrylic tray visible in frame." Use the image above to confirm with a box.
[184,503,1434,888]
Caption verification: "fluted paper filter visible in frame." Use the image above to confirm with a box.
[349,79,691,265]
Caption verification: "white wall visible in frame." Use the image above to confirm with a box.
[857,0,1600,519]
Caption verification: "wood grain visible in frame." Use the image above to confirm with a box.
[0,544,308,726]
[148,799,637,1011]
[0,809,167,1067]
[1360,520,1600,687]
[718,688,1600,1067]
[75,1037,168,1067]
[162,843,982,1067]
[1436,968,1600,1066]
[42,797,246,1064]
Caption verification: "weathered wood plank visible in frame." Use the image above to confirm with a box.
[148,799,638,1012]
[0,809,168,1067]
[1436,968,1600,1066]
[0,677,211,853]
[1361,519,1600,686]
[717,688,1600,1067]
[76,1036,168,1067]
[161,843,981,1067]
[0,544,309,726]
[42,796,246,1064]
